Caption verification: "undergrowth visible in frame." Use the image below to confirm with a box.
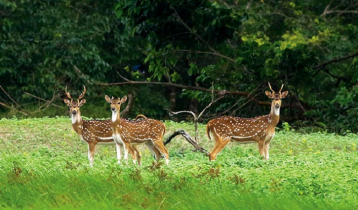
[0,117,358,209]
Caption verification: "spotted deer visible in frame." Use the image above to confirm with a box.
[63,86,114,167]
[105,95,169,165]
[207,83,288,161]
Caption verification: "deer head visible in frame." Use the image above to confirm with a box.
[63,86,87,116]
[265,83,288,111]
[105,95,127,122]
[105,95,127,112]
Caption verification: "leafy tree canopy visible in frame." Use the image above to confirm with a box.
[1,0,358,133]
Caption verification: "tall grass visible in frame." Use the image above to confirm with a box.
[1,117,358,209]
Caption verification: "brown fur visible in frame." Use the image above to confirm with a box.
[105,95,169,165]
[64,86,114,167]
[208,83,288,161]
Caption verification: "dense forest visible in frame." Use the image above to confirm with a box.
[1,0,358,134]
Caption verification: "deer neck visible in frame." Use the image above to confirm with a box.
[71,111,83,134]
[269,102,280,126]
[71,111,82,124]
[112,111,120,123]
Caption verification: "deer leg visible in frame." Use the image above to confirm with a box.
[258,141,265,158]
[152,140,169,165]
[132,145,142,166]
[123,142,137,164]
[123,142,129,161]
[115,143,123,164]
[87,143,96,167]
[264,140,271,160]
[145,142,161,162]
[209,138,230,161]
[265,143,270,160]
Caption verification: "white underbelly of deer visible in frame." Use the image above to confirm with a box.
[232,136,257,144]
[113,133,124,145]
[236,141,257,144]
[97,140,115,145]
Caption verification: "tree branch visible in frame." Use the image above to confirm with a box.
[24,92,62,108]
[169,110,196,118]
[164,130,209,156]
[27,93,57,114]
[197,96,224,119]
[246,0,254,11]
[170,5,218,54]
[97,80,308,110]
[0,86,28,115]
[170,49,236,63]
[323,10,358,16]
[117,72,130,82]
[74,65,92,84]
[97,73,307,111]
[0,102,28,115]
[120,92,134,118]
[0,85,19,107]
[98,80,250,98]
[313,52,358,70]
[170,49,250,73]
[169,4,246,70]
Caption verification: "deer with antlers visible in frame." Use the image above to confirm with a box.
[63,86,115,167]
[207,83,288,161]
[105,95,169,165]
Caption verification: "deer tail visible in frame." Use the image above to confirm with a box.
[206,123,212,141]
[134,114,147,120]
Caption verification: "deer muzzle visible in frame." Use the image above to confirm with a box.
[72,110,77,115]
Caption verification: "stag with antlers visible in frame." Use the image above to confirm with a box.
[105,95,169,165]
[207,83,288,161]
[63,86,115,167]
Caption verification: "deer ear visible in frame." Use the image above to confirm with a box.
[79,99,86,106]
[120,95,127,103]
[265,91,273,98]
[105,95,111,103]
[281,91,288,98]
[64,99,71,105]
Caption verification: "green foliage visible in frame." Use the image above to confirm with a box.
[113,0,358,133]
[1,0,358,133]
[1,118,358,208]
[0,0,116,96]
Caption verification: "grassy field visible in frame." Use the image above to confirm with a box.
[1,117,358,209]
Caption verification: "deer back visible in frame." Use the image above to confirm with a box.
[114,118,165,143]
[207,115,274,141]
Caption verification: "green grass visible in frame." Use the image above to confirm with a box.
[1,117,358,209]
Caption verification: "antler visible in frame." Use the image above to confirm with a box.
[78,85,86,101]
[268,82,284,93]
[268,82,274,93]
[64,86,73,100]
[279,84,284,93]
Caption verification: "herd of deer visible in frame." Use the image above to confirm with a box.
[63,83,288,167]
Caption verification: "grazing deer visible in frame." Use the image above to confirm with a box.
[63,86,114,167]
[207,83,288,161]
[105,95,169,165]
